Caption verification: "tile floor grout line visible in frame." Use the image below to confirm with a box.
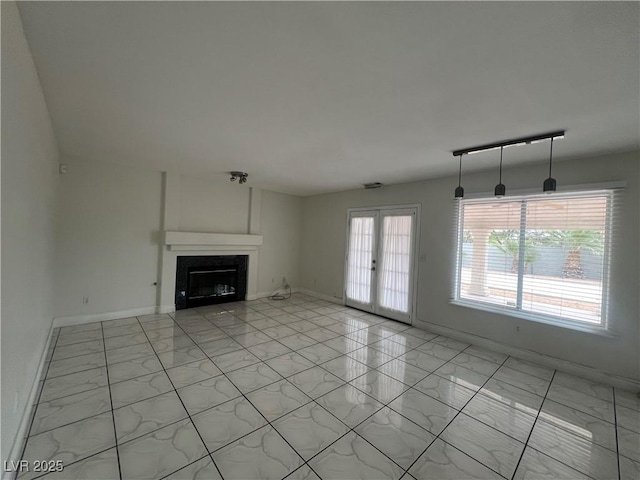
[234,382,324,479]
[30,342,429,476]
[431,348,547,448]
[17,408,117,439]
[535,370,616,401]
[27,447,118,480]
[173,310,320,475]
[193,298,624,479]
[398,354,512,479]
[298,336,506,477]
[24,300,329,478]
[499,360,557,383]
[509,369,556,480]
[195,308,340,480]
[100,322,124,480]
[48,342,106,363]
[25,298,627,480]
[531,402,620,457]
[178,304,408,478]
[157,453,213,480]
[612,388,622,480]
[522,445,599,480]
[35,364,142,405]
[44,365,108,382]
[133,316,228,480]
[482,374,550,406]
[535,396,617,445]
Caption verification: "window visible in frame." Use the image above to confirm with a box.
[454,189,616,330]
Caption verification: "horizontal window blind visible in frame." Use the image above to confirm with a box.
[455,189,619,328]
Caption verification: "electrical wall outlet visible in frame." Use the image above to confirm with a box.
[82,296,89,304]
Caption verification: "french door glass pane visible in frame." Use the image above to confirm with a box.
[378,215,412,313]
[346,216,375,304]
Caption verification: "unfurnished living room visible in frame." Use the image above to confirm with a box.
[2,1,639,479]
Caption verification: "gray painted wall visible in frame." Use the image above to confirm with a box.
[1,1,60,463]
[300,152,640,380]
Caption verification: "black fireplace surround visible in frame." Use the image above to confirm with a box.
[175,255,248,310]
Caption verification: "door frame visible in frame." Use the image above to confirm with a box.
[344,203,421,324]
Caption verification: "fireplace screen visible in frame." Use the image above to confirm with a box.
[188,268,237,300]
[175,255,248,309]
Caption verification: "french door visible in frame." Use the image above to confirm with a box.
[345,207,418,324]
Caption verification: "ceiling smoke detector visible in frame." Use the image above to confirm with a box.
[363,182,383,189]
[230,171,248,184]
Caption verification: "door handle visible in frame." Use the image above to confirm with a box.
[371,267,376,271]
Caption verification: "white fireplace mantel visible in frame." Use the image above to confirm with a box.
[164,231,263,250]
[160,230,264,309]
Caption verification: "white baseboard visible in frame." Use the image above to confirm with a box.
[297,288,344,305]
[416,319,640,392]
[3,325,56,480]
[53,305,175,327]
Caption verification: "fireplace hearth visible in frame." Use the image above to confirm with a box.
[175,255,248,309]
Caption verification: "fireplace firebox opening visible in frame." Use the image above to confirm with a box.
[175,255,248,309]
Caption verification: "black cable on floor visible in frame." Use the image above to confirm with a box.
[269,285,292,301]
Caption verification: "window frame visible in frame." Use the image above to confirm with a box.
[451,186,619,334]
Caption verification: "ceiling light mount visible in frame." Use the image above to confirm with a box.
[229,171,248,184]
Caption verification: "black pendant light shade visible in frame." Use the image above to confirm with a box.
[452,131,564,198]
[494,146,506,197]
[454,154,464,198]
[543,137,557,193]
[543,177,557,192]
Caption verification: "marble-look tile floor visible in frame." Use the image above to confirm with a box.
[17,293,639,480]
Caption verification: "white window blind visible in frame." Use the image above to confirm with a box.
[454,189,618,329]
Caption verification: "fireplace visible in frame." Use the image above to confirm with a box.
[175,255,248,309]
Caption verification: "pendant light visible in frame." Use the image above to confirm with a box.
[543,137,557,193]
[494,146,506,197]
[454,154,464,198]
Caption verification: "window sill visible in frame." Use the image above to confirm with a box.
[449,299,617,337]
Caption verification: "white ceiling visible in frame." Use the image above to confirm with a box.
[18,2,640,196]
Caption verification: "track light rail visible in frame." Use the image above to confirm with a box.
[452,130,565,157]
